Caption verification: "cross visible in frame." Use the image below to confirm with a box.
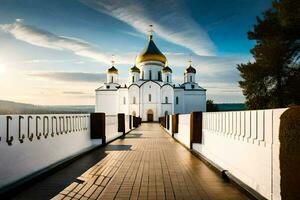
[111,55,115,66]
[148,24,154,39]
[188,54,192,66]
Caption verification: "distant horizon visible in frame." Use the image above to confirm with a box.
[0,0,272,105]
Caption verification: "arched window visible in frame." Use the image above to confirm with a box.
[123,97,126,105]
[149,70,152,80]
[142,71,144,79]
[148,94,151,102]
[133,96,136,104]
[158,71,162,81]
[132,76,135,82]
[190,76,192,82]
[165,96,168,103]
[167,76,169,83]
[176,96,179,105]
[111,76,114,83]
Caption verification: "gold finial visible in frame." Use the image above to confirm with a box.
[111,54,115,66]
[148,24,154,39]
[165,60,169,67]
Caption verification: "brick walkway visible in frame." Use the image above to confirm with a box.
[52,123,250,200]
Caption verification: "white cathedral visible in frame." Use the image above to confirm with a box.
[95,31,206,122]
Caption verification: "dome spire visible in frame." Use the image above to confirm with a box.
[108,54,118,74]
[188,54,192,66]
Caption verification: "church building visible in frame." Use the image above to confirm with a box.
[95,30,206,122]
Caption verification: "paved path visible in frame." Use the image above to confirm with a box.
[52,123,250,200]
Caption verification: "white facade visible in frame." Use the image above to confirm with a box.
[95,35,206,121]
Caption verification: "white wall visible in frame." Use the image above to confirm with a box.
[183,90,206,113]
[105,115,123,142]
[192,108,287,200]
[0,114,101,189]
[96,90,118,115]
[174,114,190,148]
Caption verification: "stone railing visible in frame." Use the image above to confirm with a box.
[0,113,141,194]
[160,108,298,200]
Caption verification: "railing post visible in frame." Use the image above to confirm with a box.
[190,112,203,149]
[133,116,138,128]
[279,107,300,200]
[118,113,125,135]
[172,114,178,137]
[90,113,106,144]
[129,115,132,129]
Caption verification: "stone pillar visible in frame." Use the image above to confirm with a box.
[279,106,300,200]
[172,114,178,137]
[190,112,203,149]
[129,115,132,129]
[90,113,106,143]
[118,113,125,135]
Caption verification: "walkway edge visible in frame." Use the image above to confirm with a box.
[161,126,266,200]
[0,129,135,198]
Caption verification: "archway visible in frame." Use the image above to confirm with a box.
[147,109,154,122]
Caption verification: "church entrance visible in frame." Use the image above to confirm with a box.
[147,109,154,122]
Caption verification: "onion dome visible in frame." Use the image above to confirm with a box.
[107,66,118,74]
[135,34,167,64]
[130,65,140,73]
[107,56,119,74]
[162,66,172,73]
[185,65,196,74]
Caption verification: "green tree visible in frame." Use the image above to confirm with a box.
[206,99,218,112]
[238,0,300,109]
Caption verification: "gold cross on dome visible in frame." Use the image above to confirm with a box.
[188,54,192,66]
[111,55,115,66]
[148,24,154,39]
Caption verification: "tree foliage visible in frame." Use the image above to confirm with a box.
[238,0,300,109]
[206,99,218,112]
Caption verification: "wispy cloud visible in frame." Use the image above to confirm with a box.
[28,72,106,82]
[0,19,112,63]
[80,0,216,56]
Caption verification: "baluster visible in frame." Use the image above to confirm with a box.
[18,116,25,143]
[75,116,78,132]
[36,116,42,139]
[28,116,34,141]
[72,116,75,132]
[67,116,71,133]
[43,116,49,138]
[58,116,64,135]
[6,116,14,145]
[51,116,57,137]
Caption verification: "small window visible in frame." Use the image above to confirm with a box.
[176,97,179,105]
[149,70,152,80]
[142,71,144,79]
[133,96,136,104]
[158,71,162,81]
[190,76,192,82]
[106,85,110,89]
[167,76,169,82]
[123,97,126,105]
[111,76,114,83]
[148,94,151,102]
[191,85,195,89]
[165,96,168,103]
[132,76,134,82]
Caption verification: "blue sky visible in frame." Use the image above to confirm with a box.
[0,0,272,105]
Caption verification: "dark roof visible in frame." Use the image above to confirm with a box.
[185,65,196,73]
[162,66,172,73]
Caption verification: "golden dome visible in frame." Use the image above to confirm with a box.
[162,66,172,73]
[135,35,167,64]
[107,66,118,74]
[130,65,140,73]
